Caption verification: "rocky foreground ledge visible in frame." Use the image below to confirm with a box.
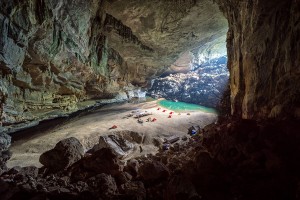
[0,119,300,200]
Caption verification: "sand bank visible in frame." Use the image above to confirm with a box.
[7,99,217,168]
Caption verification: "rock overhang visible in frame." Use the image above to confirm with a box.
[105,0,228,74]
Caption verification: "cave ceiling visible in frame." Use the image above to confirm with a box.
[105,0,228,75]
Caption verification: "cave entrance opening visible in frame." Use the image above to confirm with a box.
[147,38,229,111]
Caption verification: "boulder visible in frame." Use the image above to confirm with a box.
[6,166,39,179]
[115,171,132,185]
[20,166,39,178]
[92,135,134,158]
[39,137,84,171]
[124,159,140,178]
[165,174,201,200]
[152,137,164,147]
[139,161,169,182]
[122,181,146,200]
[71,148,122,181]
[124,131,144,144]
[87,173,118,196]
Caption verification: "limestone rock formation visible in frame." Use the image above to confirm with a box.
[0,0,227,132]
[39,137,84,171]
[0,0,300,199]
[95,135,135,158]
[148,56,229,107]
[0,0,299,133]
[215,0,300,119]
[139,160,170,183]
[70,148,122,181]
[87,173,118,197]
[89,130,145,158]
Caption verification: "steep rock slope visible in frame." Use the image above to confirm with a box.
[0,0,227,132]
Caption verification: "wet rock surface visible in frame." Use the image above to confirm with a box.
[1,119,300,200]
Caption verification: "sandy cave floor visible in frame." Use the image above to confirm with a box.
[7,99,218,168]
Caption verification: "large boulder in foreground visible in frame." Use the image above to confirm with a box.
[70,148,122,181]
[39,137,84,171]
[87,173,118,196]
[139,160,170,183]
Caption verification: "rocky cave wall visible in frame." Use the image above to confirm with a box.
[1,0,298,134]
[148,56,229,108]
[0,0,227,132]
[216,0,300,119]
[0,0,124,130]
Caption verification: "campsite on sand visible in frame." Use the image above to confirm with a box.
[7,99,217,168]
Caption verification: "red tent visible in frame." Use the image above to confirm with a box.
[110,125,117,129]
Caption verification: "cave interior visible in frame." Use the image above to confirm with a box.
[0,0,300,199]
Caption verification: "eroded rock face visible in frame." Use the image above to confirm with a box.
[0,0,227,132]
[216,0,300,119]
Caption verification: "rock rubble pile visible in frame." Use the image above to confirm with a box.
[1,119,299,199]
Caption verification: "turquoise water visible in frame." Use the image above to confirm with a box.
[158,99,218,114]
